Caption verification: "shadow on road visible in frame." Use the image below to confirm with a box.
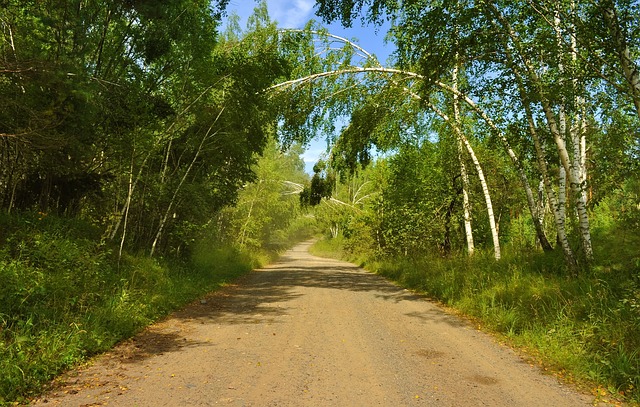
[173,251,464,328]
[114,246,468,363]
[115,330,214,364]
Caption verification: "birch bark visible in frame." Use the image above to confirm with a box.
[601,0,640,119]
[554,9,593,261]
[487,4,593,263]
[457,138,475,256]
[239,181,261,247]
[118,153,135,262]
[271,65,542,258]
[452,65,476,256]
[424,97,500,259]
[108,150,151,241]
[513,67,577,267]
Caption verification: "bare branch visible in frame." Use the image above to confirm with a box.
[280,29,380,64]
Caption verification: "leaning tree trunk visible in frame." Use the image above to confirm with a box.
[426,97,501,260]
[458,131,501,260]
[452,62,477,256]
[487,3,592,266]
[441,84,551,254]
[268,52,544,259]
[118,152,135,262]
[549,10,593,262]
[108,149,152,241]
[524,97,577,269]
[602,0,640,120]
[457,138,476,256]
[544,96,593,262]
[150,111,223,257]
[238,181,262,248]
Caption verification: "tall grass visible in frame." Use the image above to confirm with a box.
[0,213,261,405]
[312,235,640,404]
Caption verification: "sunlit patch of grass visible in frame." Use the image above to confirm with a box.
[309,235,346,259]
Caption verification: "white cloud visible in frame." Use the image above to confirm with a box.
[224,0,316,31]
[268,0,315,28]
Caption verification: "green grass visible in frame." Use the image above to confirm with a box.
[312,236,640,405]
[0,213,264,405]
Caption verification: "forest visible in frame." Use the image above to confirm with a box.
[1,0,639,404]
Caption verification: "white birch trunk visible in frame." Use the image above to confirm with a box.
[160,139,172,185]
[570,97,592,255]
[118,154,135,262]
[488,3,593,263]
[458,132,500,259]
[443,85,550,253]
[540,96,594,261]
[557,19,569,241]
[268,49,545,258]
[108,150,151,241]
[239,182,261,247]
[429,89,501,259]
[521,90,577,267]
[452,65,476,256]
[561,10,594,261]
[558,164,567,238]
[554,25,572,263]
[330,224,339,239]
[537,179,545,225]
[602,1,640,119]
[458,138,475,256]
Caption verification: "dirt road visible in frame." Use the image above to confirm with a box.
[33,241,597,406]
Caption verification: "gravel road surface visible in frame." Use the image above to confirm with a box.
[32,241,597,406]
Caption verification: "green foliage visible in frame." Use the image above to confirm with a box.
[291,11,639,392]
[377,141,464,257]
[0,214,255,404]
[215,139,312,253]
[300,160,335,207]
[0,136,313,404]
[0,1,292,257]
[304,0,640,401]
[1,0,638,403]
[312,0,640,269]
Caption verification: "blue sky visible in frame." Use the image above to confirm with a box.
[223,0,394,173]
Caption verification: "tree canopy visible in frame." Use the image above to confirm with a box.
[276,0,640,270]
[0,0,296,256]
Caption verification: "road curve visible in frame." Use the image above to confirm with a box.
[33,241,596,406]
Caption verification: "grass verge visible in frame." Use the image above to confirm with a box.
[0,214,267,405]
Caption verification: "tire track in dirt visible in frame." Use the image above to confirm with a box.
[32,241,599,406]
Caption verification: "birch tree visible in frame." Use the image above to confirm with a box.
[223,139,308,250]
[312,0,611,269]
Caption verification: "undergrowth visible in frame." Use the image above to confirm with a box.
[311,234,640,405]
[0,213,272,405]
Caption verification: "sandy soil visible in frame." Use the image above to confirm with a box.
[31,241,600,406]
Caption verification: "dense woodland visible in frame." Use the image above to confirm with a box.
[1,0,639,404]
[0,0,302,256]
